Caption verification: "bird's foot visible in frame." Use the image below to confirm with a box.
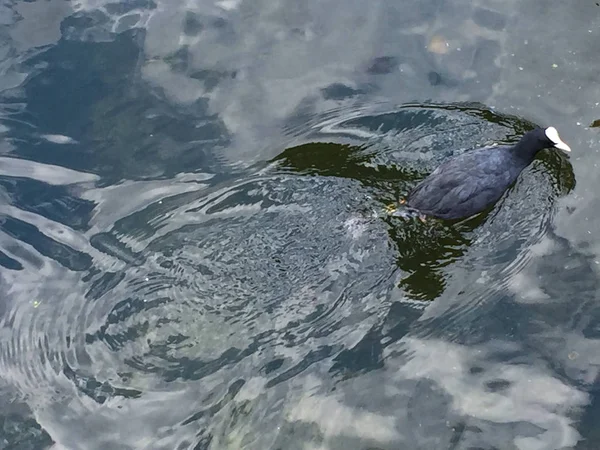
[384,203,398,215]
[384,198,406,215]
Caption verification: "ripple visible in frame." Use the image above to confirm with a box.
[273,102,574,301]
[0,0,596,444]
[0,102,578,448]
[83,173,395,382]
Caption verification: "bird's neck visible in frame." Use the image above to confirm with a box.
[510,138,541,165]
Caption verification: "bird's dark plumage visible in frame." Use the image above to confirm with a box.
[405,127,571,220]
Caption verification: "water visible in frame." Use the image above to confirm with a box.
[1,0,600,449]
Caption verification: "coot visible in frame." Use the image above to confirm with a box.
[404,127,571,220]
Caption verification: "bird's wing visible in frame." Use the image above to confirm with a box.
[407,149,514,215]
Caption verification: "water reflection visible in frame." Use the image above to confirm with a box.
[0,0,599,447]
[0,98,583,449]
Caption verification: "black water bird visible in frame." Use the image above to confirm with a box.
[404,127,571,220]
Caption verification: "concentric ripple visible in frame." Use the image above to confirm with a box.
[0,102,577,448]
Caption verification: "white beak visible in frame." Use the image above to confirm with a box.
[545,126,571,152]
[554,140,571,152]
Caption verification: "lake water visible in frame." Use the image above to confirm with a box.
[1,0,600,449]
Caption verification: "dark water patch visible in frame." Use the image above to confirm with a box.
[386,217,472,300]
[127,343,260,383]
[86,296,172,351]
[190,68,237,91]
[471,39,502,74]
[11,29,228,184]
[329,325,384,379]
[0,413,53,450]
[266,345,335,388]
[484,378,511,393]
[183,12,203,37]
[63,363,143,404]
[380,301,426,348]
[339,107,447,135]
[0,177,95,230]
[321,83,364,100]
[181,379,245,426]
[427,71,442,86]
[577,384,600,449]
[0,249,23,271]
[261,358,285,375]
[366,56,398,75]
[0,216,92,271]
[85,271,126,301]
[89,232,145,266]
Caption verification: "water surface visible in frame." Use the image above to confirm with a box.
[1,0,600,449]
